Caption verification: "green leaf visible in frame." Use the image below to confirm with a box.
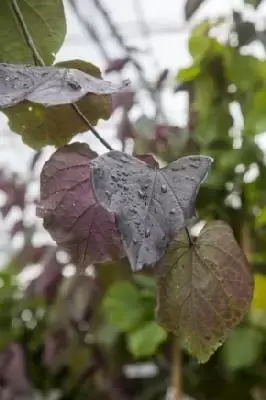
[103,281,148,332]
[156,220,253,363]
[4,60,112,149]
[177,65,201,82]
[127,321,167,358]
[0,0,66,64]
[221,326,263,370]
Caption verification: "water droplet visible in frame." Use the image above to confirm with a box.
[111,174,119,182]
[170,208,176,215]
[133,238,138,244]
[161,184,167,193]
[145,228,151,237]
[143,183,149,189]
[105,190,111,198]
[138,190,145,199]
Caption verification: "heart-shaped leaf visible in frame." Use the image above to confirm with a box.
[156,220,253,363]
[91,151,212,271]
[37,143,123,268]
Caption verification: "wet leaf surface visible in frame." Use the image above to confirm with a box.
[156,221,254,363]
[0,63,128,108]
[91,151,212,271]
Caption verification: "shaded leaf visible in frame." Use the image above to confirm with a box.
[0,0,66,64]
[43,329,68,370]
[135,154,159,168]
[92,151,212,271]
[103,281,148,332]
[4,60,113,149]
[0,63,128,108]
[221,326,263,370]
[185,0,205,20]
[127,321,167,358]
[38,143,123,268]
[233,13,257,47]
[157,221,253,363]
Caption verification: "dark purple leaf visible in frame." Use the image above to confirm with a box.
[105,57,130,74]
[0,63,129,108]
[91,151,212,271]
[38,143,123,268]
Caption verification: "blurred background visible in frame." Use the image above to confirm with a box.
[2,0,266,399]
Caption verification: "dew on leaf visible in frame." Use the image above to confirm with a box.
[161,184,167,193]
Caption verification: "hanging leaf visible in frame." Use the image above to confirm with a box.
[156,220,253,363]
[185,0,205,20]
[0,0,66,64]
[0,63,128,108]
[37,143,123,268]
[91,151,212,271]
[4,60,116,149]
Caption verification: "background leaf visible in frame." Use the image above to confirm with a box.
[127,321,167,358]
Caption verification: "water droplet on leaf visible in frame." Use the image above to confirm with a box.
[161,184,167,193]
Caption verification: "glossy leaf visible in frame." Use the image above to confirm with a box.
[127,321,167,358]
[4,60,117,148]
[0,0,66,64]
[38,143,123,268]
[157,221,253,363]
[92,151,212,271]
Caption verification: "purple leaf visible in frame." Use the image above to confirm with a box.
[105,57,130,74]
[111,91,135,112]
[38,143,123,268]
[0,63,129,108]
[91,151,212,271]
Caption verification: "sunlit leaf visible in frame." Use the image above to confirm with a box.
[92,151,212,271]
[157,220,253,363]
[0,0,66,64]
[127,321,167,358]
[38,143,123,268]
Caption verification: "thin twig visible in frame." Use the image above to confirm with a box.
[72,103,113,150]
[12,0,113,151]
[171,336,182,400]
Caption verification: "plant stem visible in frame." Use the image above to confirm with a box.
[11,0,113,152]
[171,336,182,400]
